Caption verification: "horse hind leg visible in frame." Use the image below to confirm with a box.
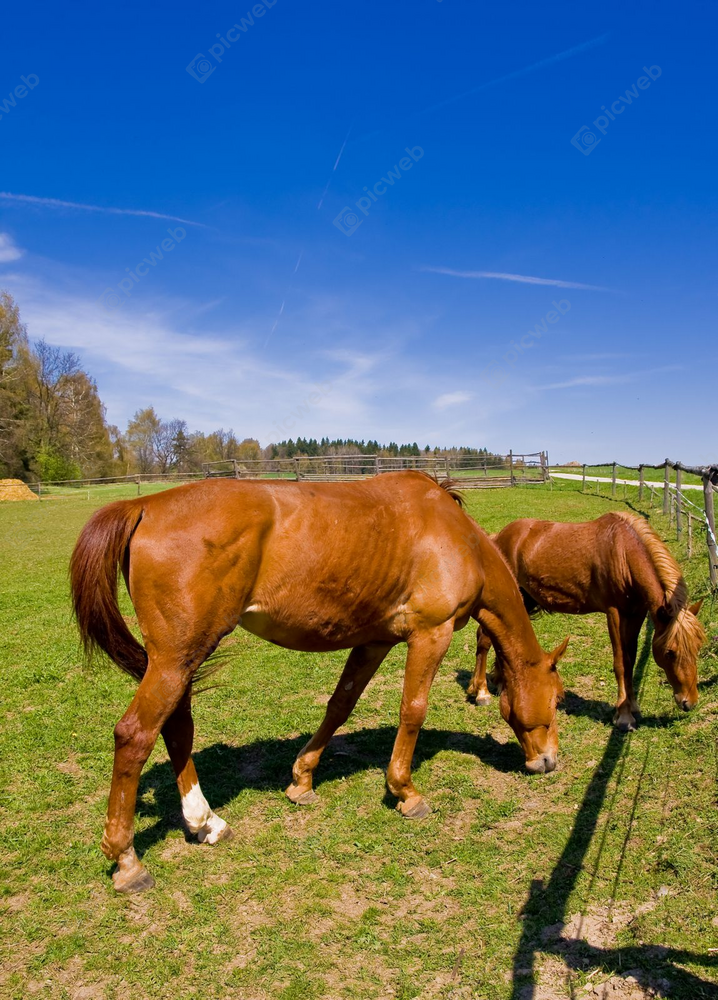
[162,688,232,845]
[467,624,493,705]
[286,642,394,805]
[102,660,190,893]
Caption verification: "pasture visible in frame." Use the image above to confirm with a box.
[1,479,717,1000]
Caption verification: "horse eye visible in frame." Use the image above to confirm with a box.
[666,650,676,660]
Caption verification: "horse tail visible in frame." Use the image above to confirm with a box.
[70,499,147,682]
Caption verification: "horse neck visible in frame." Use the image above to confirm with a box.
[623,531,675,622]
[475,532,544,672]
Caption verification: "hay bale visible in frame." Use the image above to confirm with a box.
[0,478,39,502]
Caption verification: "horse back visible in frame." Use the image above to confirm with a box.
[494,517,618,615]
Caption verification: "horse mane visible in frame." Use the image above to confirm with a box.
[611,512,705,657]
[437,476,466,507]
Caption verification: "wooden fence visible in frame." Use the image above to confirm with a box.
[201,450,550,488]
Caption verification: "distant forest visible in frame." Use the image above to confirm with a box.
[0,292,495,482]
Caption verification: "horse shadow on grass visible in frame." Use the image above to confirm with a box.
[509,625,718,999]
[134,722,525,859]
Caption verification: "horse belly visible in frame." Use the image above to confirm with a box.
[524,574,597,615]
[239,602,399,653]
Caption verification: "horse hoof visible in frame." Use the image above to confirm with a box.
[285,783,319,805]
[475,695,492,707]
[199,821,234,845]
[113,864,155,894]
[400,797,431,820]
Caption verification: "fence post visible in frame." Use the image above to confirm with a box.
[688,513,693,557]
[663,459,670,515]
[374,455,380,476]
[509,450,514,485]
[675,466,682,540]
[293,458,301,482]
[445,456,451,479]
[233,459,239,480]
[136,475,141,496]
[611,461,617,497]
[703,474,718,588]
[582,464,586,492]
[638,464,644,501]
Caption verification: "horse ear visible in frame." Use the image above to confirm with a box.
[656,603,672,624]
[550,636,570,664]
[688,598,704,617]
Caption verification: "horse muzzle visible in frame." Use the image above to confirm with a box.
[525,753,557,774]
[675,693,697,712]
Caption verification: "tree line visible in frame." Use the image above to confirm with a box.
[0,292,497,482]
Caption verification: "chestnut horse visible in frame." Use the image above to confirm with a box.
[467,512,704,730]
[71,472,568,893]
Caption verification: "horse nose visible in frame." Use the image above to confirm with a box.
[525,753,557,775]
[676,694,696,712]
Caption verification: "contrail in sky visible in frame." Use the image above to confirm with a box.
[353,33,610,143]
[317,123,354,209]
[264,250,303,348]
[422,266,615,291]
[0,191,206,227]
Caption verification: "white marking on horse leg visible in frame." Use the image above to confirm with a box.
[181,782,228,844]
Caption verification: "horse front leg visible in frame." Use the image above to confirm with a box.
[162,688,232,845]
[286,642,394,805]
[607,609,642,731]
[466,624,493,705]
[102,663,189,893]
[386,623,454,819]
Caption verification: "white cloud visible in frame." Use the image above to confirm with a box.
[8,276,526,447]
[422,266,613,292]
[0,232,24,263]
[433,391,473,410]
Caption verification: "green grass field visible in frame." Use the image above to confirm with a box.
[2,479,717,999]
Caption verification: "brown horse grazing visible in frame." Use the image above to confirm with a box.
[467,512,705,730]
[70,472,569,893]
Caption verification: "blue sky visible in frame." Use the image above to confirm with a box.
[1,0,715,462]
